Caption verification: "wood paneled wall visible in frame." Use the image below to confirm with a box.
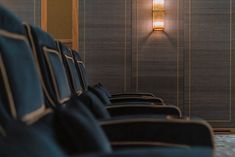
[1,0,233,128]
[79,0,235,128]
[133,0,183,107]
[0,0,41,26]
[183,0,235,128]
[79,0,132,92]
[79,0,182,104]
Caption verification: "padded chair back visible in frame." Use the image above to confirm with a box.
[72,51,89,91]
[72,52,112,105]
[57,42,83,95]
[25,25,71,105]
[0,6,47,124]
[0,6,112,155]
[56,43,111,119]
[25,24,112,145]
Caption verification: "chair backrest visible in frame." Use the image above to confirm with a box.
[0,6,112,155]
[58,44,111,119]
[25,27,111,119]
[72,51,90,91]
[25,25,71,105]
[57,42,83,95]
[0,6,48,124]
[71,51,112,105]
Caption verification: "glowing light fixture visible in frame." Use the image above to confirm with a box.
[153,0,165,31]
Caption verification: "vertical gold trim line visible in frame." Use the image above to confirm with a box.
[124,0,127,92]
[207,0,232,123]
[0,54,17,119]
[188,0,192,118]
[34,0,36,25]
[72,0,79,50]
[41,0,47,31]
[83,0,86,64]
[176,0,180,107]
[136,0,139,92]
[229,0,232,122]
[188,1,232,122]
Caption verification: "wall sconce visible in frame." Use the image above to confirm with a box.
[153,0,165,31]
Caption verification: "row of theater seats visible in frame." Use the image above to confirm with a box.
[0,5,214,157]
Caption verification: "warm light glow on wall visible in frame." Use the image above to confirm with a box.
[153,0,165,31]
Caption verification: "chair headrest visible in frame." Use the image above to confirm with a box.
[0,6,45,123]
[72,50,82,62]
[30,26,57,49]
[0,5,25,35]
[59,43,72,57]
[27,26,71,104]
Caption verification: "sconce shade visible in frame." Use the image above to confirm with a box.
[153,0,165,31]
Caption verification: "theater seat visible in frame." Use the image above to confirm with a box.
[64,52,163,102]
[0,6,112,155]
[57,42,181,118]
[24,24,214,148]
[72,52,166,105]
[0,122,213,157]
[0,5,214,157]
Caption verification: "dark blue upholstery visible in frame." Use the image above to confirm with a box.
[25,25,113,152]
[77,91,111,119]
[0,123,67,157]
[0,5,112,155]
[72,51,90,91]
[53,107,112,154]
[0,6,215,157]
[0,6,24,35]
[89,85,113,105]
[0,122,213,157]
[54,42,111,119]
[66,51,182,118]
[61,45,180,119]
[72,52,166,105]
[72,52,160,101]
[53,40,213,149]
[58,42,83,95]
[94,83,112,98]
[26,25,71,104]
[0,6,45,121]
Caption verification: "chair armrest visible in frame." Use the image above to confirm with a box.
[111,93,155,98]
[100,118,214,148]
[110,97,164,105]
[79,148,213,157]
[106,105,181,117]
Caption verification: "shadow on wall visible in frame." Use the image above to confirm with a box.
[140,30,177,51]
[138,21,178,106]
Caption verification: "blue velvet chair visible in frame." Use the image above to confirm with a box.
[25,23,214,149]
[0,5,214,157]
[57,42,181,117]
[0,122,213,157]
[0,5,112,155]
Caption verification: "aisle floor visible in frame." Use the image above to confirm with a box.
[215,135,235,157]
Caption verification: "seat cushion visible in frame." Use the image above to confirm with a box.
[0,122,66,157]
